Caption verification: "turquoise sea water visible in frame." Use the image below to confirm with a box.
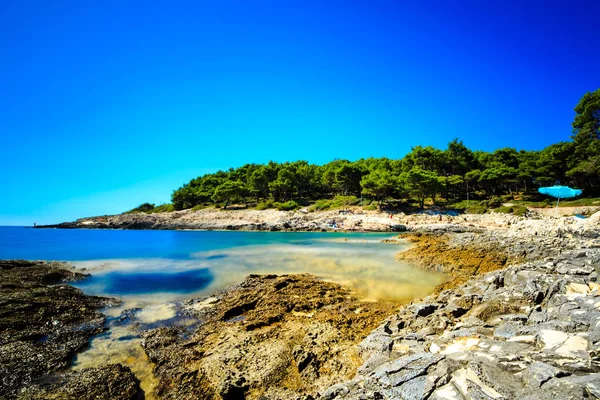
[0,227,445,303]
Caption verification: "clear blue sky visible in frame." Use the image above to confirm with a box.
[1,0,599,225]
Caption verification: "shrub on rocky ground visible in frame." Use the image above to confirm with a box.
[513,206,528,216]
[495,205,514,213]
[486,197,504,208]
[493,205,529,216]
[308,199,331,212]
[308,196,360,212]
[274,200,299,211]
[255,201,274,210]
[151,204,175,213]
[465,206,488,214]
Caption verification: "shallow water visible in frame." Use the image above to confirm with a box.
[0,228,444,303]
[0,227,445,397]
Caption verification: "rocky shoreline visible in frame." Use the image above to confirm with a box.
[6,211,600,398]
[34,205,600,234]
[325,250,600,399]
[0,260,142,399]
[35,208,412,232]
[321,214,600,399]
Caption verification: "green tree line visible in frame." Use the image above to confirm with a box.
[166,89,600,211]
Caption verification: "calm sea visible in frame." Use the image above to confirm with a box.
[0,226,444,303]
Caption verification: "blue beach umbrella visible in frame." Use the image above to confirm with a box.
[538,185,583,215]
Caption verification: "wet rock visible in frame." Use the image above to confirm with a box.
[0,260,138,399]
[21,364,141,400]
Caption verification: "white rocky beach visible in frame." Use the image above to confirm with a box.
[37,204,600,233]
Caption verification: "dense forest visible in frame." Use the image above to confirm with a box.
[134,89,600,213]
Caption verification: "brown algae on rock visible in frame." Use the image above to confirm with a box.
[396,233,515,293]
[141,274,400,399]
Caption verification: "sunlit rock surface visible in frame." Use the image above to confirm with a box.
[324,247,600,399]
[140,274,399,399]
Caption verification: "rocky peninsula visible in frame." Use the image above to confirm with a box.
[34,205,600,233]
[36,208,408,232]
[8,208,600,399]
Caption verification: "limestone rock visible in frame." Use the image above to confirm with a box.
[323,245,600,400]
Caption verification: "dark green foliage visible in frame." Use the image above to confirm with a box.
[513,206,528,216]
[211,180,246,209]
[308,199,332,212]
[466,206,488,214]
[493,205,528,216]
[151,203,175,213]
[273,200,299,211]
[567,90,600,191]
[126,203,156,213]
[308,196,359,212]
[126,203,175,214]
[255,201,274,210]
[401,167,443,209]
[361,170,396,204]
[572,90,600,155]
[138,90,599,212]
[495,205,513,214]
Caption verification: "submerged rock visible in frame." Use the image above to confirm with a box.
[0,260,140,399]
